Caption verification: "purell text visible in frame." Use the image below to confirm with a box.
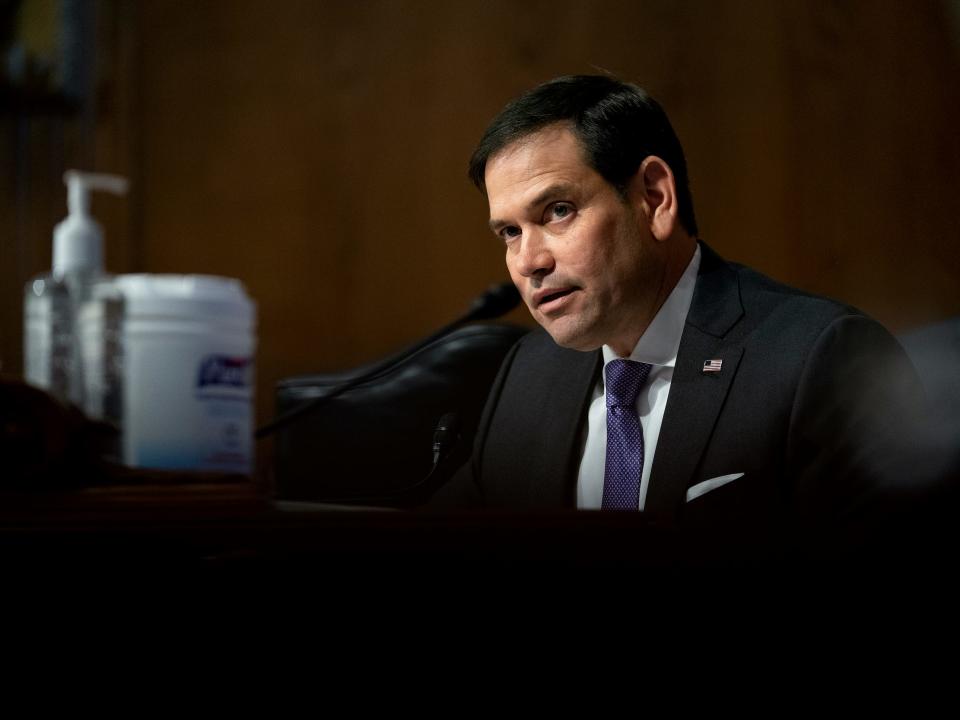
[197,355,252,389]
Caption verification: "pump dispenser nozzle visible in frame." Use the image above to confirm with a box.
[53,170,129,277]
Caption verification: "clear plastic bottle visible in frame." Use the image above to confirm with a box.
[78,278,125,427]
[23,170,128,408]
[23,274,74,401]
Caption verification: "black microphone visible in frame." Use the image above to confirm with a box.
[464,282,522,322]
[283,411,463,508]
[256,282,521,439]
[390,410,462,506]
[432,412,461,468]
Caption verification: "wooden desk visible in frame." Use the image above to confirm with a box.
[0,479,705,573]
[3,476,957,635]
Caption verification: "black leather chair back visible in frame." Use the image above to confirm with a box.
[273,323,527,505]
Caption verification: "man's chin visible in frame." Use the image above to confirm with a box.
[541,322,602,353]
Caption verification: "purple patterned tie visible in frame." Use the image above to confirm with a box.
[602,359,652,511]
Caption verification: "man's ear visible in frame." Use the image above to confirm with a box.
[626,156,678,241]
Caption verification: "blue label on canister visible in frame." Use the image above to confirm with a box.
[196,355,252,390]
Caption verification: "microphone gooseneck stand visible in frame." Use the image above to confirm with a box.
[255,282,521,440]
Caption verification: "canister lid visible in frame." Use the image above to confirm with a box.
[113,274,256,327]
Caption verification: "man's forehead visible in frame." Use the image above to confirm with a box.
[484,125,593,204]
[485,123,584,179]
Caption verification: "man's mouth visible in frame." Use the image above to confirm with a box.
[535,287,577,311]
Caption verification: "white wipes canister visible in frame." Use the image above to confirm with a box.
[115,274,256,474]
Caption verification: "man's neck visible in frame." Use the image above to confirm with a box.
[609,235,698,357]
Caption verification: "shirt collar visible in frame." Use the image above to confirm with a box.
[601,243,701,369]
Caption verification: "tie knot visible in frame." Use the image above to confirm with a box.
[605,359,652,408]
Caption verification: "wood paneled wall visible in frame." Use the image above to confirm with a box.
[4,0,959,434]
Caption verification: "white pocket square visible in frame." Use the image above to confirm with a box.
[685,473,745,503]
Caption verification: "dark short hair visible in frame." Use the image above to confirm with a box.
[468,75,698,237]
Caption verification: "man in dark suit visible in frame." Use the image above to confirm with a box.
[439,75,927,556]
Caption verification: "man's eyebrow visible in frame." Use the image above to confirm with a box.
[488,182,575,233]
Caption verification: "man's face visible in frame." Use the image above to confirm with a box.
[484,124,665,356]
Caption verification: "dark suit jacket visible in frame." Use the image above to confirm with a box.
[438,243,925,546]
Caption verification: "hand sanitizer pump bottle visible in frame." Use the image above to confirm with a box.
[23,170,128,407]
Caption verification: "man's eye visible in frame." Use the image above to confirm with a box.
[548,203,574,221]
[500,226,521,241]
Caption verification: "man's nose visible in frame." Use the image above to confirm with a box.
[513,230,554,279]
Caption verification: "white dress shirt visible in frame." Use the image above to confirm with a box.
[576,245,701,510]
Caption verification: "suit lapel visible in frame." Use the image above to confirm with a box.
[527,349,601,506]
[644,243,745,522]
[481,331,600,508]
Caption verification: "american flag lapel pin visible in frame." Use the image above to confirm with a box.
[702,359,723,374]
